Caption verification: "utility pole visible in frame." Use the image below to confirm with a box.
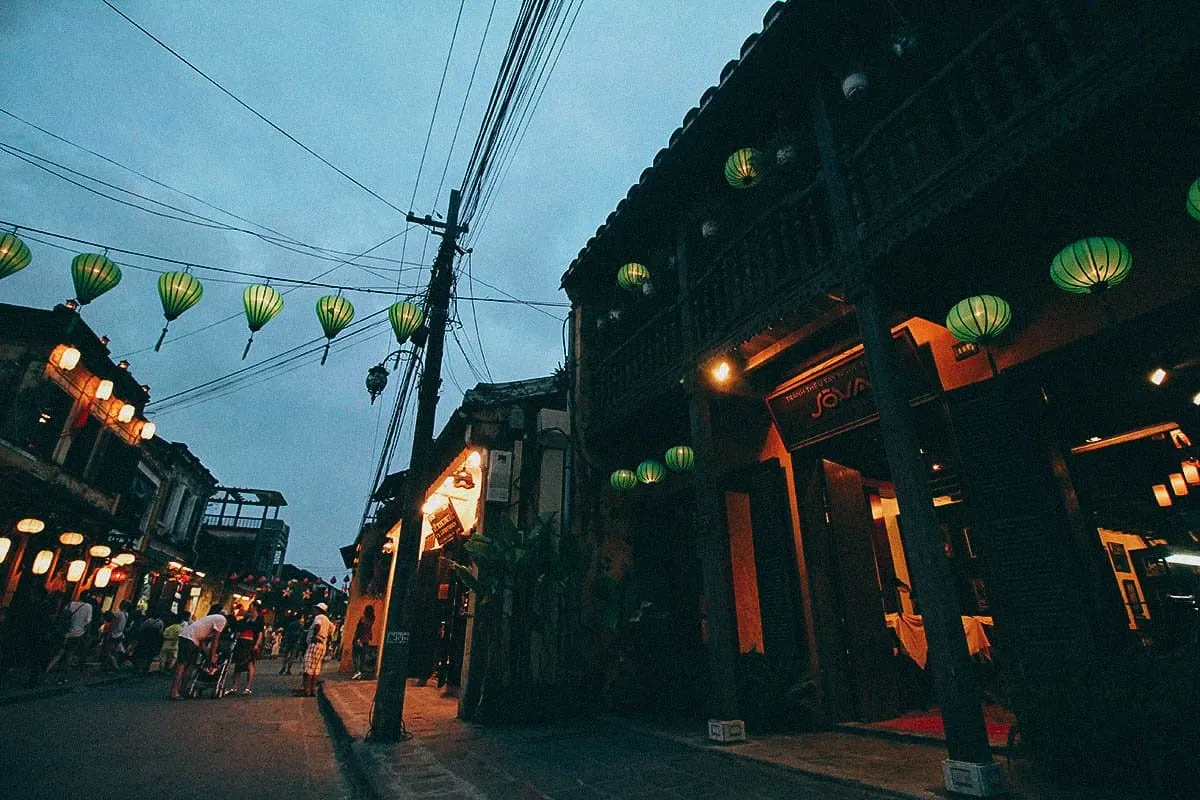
[369,188,467,741]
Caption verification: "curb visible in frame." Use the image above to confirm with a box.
[601,715,935,800]
[317,684,383,800]
[0,669,149,706]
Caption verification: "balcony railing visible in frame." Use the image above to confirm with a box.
[588,303,682,419]
[203,514,265,531]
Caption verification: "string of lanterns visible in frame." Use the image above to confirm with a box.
[609,445,695,491]
[0,231,424,364]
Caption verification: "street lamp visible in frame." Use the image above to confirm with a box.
[366,364,389,404]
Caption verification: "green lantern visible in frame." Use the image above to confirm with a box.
[388,301,424,344]
[0,231,32,280]
[724,148,761,188]
[664,445,695,473]
[945,295,1012,343]
[636,459,666,485]
[1186,179,1200,222]
[154,271,204,351]
[1049,237,1131,294]
[616,262,650,291]
[316,294,355,365]
[70,253,122,305]
[241,283,284,359]
[610,469,637,491]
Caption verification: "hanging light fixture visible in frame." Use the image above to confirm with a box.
[93,565,113,588]
[616,262,651,291]
[1050,237,1132,294]
[31,549,53,575]
[66,559,87,583]
[637,459,667,484]
[315,294,355,365]
[88,544,111,559]
[366,364,389,404]
[724,148,761,188]
[610,469,638,491]
[58,531,84,546]
[154,271,204,351]
[241,283,284,359]
[16,517,45,534]
[1187,178,1200,222]
[95,379,114,400]
[70,253,122,305]
[388,301,424,345]
[0,230,32,280]
[1169,473,1189,496]
[117,403,136,423]
[139,420,156,440]
[112,552,136,566]
[55,346,81,371]
[0,537,11,564]
[1152,484,1172,507]
[945,295,1012,375]
[664,445,695,472]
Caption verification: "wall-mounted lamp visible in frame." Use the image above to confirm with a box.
[16,517,45,534]
[710,359,733,385]
[56,346,81,371]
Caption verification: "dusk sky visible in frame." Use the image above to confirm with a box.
[1,1,770,581]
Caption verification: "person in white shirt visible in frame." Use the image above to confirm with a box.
[296,603,334,697]
[46,594,94,672]
[169,605,227,700]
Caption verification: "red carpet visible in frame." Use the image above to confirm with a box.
[871,711,1012,748]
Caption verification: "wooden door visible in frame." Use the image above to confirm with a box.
[746,460,806,671]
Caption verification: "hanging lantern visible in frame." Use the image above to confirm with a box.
[388,301,424,344]
[229,572,239,581]
[610,469,637,491]
[315,294,355,365]
[58,531,84,546]
[945,295,1012,344]
[16,517,45,534]
[88,544,111,559]
[31,549,53,575]
[93,565,113,588]
[66,559,87,583]
[1187,178,1200,222]
[637,459,667,484]
[241,284,284,359]
[1049,237,1132,294]
[155,271,204,351]
[366,363,389,404]
[724,148,761,189]
[70,253,122,305]
[272,577,280,585]
[111,553,135,566]
[0,538,11,564]
[616,262,650,291]
[664,446,695,473]
[0,230,32,280]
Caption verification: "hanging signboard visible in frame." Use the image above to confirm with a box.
[485,450,513,503]
[428,502,465,547]
[766,329,936,450]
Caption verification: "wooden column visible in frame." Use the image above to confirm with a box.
[677,228,740,723]
[809,83,992,765]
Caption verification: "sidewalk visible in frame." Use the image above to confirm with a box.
[320,676,1068,799]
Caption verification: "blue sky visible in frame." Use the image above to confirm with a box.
[1,1,771,579]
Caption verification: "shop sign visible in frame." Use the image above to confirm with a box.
[428,502,465,546]
[767,330,935,450]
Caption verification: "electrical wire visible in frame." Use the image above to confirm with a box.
[102,0,408,217]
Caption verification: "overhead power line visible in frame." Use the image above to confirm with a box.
[102,0,409,217]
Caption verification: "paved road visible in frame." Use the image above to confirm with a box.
[0,667,355,800]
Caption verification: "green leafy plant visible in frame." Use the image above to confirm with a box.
[736,649,818,732]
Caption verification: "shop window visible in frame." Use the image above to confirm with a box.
[2,381,76,461]
[62,415,103,478]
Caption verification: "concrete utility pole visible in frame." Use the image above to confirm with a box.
[369,188,466,741]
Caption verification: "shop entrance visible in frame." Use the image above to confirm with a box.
[791,413,1011,743]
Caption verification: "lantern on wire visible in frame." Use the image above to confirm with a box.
[1050,237,1132,295]
[71,252,122,305]
[664,445,695,473]
[637,459,667,485]
[616,262,650,292]
[724,148,761,189]
[316,294,355,365]
[0,229,32,281]
[945,294,1012,376]
[155,271,204,351]
[610,469,637,491]
[241,283,283,359]
[1187,178,1200,222]
[388,301,424,346]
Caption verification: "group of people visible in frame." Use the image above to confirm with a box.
[168,601,337,700]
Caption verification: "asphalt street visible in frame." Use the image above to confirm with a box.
[0,667,355,800]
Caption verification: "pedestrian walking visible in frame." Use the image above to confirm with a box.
[351,605,375,680]
[229,604,263,696]
[278,614,302,675]
[295,603,333,697]
[170,605,227,700]
[159,614,184,671]
[131,614,164,672]
[103,601,131,671]
[45,593,94,674]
